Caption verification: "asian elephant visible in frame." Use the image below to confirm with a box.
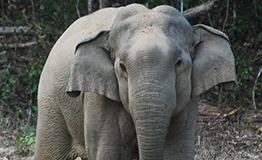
[35,4,237,160]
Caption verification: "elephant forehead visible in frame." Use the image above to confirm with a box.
[115,4,148,21]
[110,4,193,58]
[115,12,172,31]
[111,5,192,43]
[123,36,181,65]
[131,35,178,55]
[113,4,188,29]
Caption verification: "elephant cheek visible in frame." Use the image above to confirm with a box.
[116,77,130,112]
[118,86,129,111]
[174,75,191,115]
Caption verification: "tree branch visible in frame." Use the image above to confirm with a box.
[223,0,230,31]
[0,41,37,48]
[0,26,31,35]
[99,0,108,9]
[76,0,81,18]
[88,0,93,14]
[183,0,217,19]
[252,67,262,109]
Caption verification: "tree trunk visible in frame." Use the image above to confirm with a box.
[99,0,108,9]
[88,0,93,14]
[183,0,217,19]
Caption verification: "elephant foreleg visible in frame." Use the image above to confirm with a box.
[35,98,75,159]
[84,93,135,160]
[164,96,199,160]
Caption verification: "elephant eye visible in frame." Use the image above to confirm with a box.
[176,58,182,66]
[119,63,127,72]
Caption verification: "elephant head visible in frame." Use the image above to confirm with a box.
[66,4,236,159]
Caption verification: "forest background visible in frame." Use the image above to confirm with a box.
[0,0,262,158]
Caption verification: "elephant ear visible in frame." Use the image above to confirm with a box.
[66,31,120,102]
[191,24,237,97]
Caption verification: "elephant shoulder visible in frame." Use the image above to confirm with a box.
[40,7,122,95]
[59,7,122,46]
[43,7,121,76]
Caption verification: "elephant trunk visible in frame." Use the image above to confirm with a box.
[130,80,175,160]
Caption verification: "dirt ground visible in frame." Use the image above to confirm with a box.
[1,104,262,160]
[195,104,262,160]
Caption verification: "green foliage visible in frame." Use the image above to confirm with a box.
[235,55,253,81]
[38,0,87,32]
[17,125,36,154]
[5,140,11,146]
[1,0,87,126]
[183,0,191,10]
[246,121,253,130]
[0,117,11,129]
[144,0,166,9]
[228,21,249,38]
[0,51,45,118]
[1,1,91,153]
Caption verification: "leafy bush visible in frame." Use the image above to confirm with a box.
[17,125,36,155]
[206,0,262,109]
[0,0,87,154]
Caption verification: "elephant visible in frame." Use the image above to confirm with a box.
[35,4,237,160]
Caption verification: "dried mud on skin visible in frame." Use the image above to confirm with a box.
[1,104,262,160]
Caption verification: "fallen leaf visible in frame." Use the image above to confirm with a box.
[228,109,238,116]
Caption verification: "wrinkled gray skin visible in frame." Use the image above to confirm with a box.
[35,4,236,160]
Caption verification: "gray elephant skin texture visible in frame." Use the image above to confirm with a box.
[35,4,237,160]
